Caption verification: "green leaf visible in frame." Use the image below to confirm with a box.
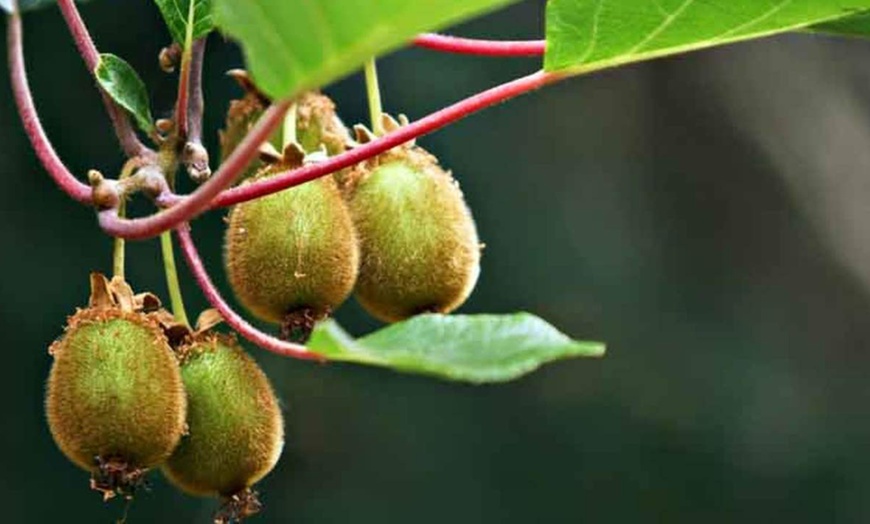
[1,0,92,13]
[307,313,605,384]
[810,12,870,38]
[94,54,155,134]
[544,0,870,76]
[212,0,520,100]
[153,0,213,44]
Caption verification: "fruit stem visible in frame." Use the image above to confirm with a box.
[112,210,125,279]
[282,102,297,150]
[160,231,190,327]
[413,33,545,57]
[111,160,139,280]
[364,58,385,135]
[56,0,151,158]
[175,223,324,361]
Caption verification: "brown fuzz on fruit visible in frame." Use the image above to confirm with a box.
[347,137,482,322]
[224,145,359,336]
[163,335,283,522]
[46,276,187,500]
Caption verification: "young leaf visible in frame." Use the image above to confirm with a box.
[307,313,605,384]
[544,0,870,76]
[1,0,91,13]
[153,0,213,44]
[94,54,155,134]
[212,0,520,100]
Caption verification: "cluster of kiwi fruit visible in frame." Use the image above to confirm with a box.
[46,74,482,522]
[45,274,282,523]
[221,73,483,339]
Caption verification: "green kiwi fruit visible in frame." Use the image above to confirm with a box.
[348,146,481,322]
[220,72,350,181]
[45,307,187,498]
[224,155,359,341]
[163,335,283,520]
[295,91,351,157]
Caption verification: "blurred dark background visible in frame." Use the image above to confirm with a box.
[4,0,870,522]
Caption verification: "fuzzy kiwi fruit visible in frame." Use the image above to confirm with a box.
[224,153,359,341]
[220,72,350,181]
[163,335,283,521]
[294,91,351,156]
[348,146,481,322]
[45,307,187,497]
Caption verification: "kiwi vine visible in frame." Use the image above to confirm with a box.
[7,0,586,521]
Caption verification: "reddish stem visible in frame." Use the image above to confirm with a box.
[413,33,545,57]
[98,101,291,239]
[56,0,149,158]
[174,44,191,139]
[187,38,206,143]
[175,223,322,361]
[7,8,92,204]
[212,70,563,208]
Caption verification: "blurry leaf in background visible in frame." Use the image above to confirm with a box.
[544,0,870,75]
[211,0,521,99]
[153,0,213,43]
[308,314,605,384]
[94,53,155,134]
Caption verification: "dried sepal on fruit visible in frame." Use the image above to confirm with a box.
[45,274,187,501]
[347,115,482,322]
[163,333,283,523]
[224,143,359,342]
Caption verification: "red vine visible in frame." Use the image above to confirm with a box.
[413,33,545,56]
[7,8,92,204]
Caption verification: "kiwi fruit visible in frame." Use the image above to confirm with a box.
[347,145,481,322]
[45,307,187,499]
[220,71,350,182]
[294,91,351,157]
[224,149,359,341]
[163,335,283,521]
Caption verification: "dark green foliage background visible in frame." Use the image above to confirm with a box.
[3,0,870,521]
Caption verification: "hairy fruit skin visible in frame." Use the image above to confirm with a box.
[295,91,351,157]
[225,167,359,325]
[348,147,481,322]
[45,308,187,473]
[163,336,283,497]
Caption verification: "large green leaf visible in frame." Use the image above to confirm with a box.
[212,0,520,100]
[94,53,155,134]
[153,0,213,44]
[545,0,870,75]
[307,313,605,384]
